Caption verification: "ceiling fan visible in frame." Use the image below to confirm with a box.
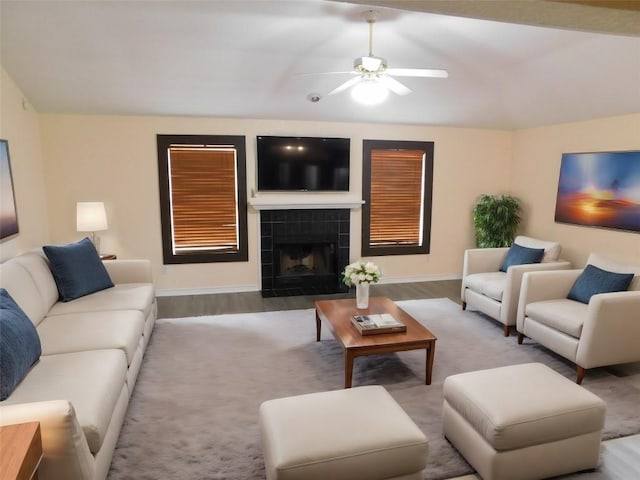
[323,10,448,105]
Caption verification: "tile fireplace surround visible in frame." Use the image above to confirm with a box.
[260,209,350,297]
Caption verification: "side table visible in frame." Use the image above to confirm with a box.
[0,422,43,480]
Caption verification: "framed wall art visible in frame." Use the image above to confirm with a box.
[0,139,19,240]
[554,150,640,233]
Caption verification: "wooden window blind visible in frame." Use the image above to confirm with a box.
[369,149,425,246]
[168,146,239,253]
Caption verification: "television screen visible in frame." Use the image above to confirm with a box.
[257,136,350,191]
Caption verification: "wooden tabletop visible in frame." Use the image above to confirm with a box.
[0,422,43,480]
[315,296,437,350]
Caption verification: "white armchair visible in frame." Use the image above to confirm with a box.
[461,236,571,336]
[517,253,640,384]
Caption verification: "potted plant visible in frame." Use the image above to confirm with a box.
[472,194,521,248]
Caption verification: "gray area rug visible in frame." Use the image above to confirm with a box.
[108,298,640,480]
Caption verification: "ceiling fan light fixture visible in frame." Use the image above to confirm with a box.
[351,79,389,106]
[356,55,386,72]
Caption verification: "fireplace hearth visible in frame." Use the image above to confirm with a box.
[260,209,350,297]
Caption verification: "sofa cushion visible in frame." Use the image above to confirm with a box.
[0,349,127,454]
[500,243,544,272]
[47,283,155,320]
[568,264,634,304]
[0,260,50,327]
[43,237,114,302]
[465,272,506,301]
[514,236,561,263]
[0,289,42,400]
[525,299,588,338]
[37,310,145,365]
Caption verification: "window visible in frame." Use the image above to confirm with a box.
[157,134,248,264]
[361,140,434,256]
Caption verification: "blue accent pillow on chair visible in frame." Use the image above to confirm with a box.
[43,237,114,302]
[568,264,634,304]
[0,289,42,400]
[500,243,545,272]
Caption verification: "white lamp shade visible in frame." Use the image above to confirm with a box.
[77,202,108,232]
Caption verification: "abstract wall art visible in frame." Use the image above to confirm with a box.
[0,139,19,240]
[554,150,640,233]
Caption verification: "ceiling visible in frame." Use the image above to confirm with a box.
[2,0,640,130]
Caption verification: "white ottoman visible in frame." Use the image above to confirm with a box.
[443,363,606,480]
[259,385,428,480]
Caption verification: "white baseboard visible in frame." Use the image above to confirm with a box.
[155,274,461,297]
[156,284,260,297]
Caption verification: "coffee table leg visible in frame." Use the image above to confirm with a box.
[344,350,354,389]
[425,341,435,385]
[315,309,321,342]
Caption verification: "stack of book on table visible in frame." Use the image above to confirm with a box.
[351,313,407,335]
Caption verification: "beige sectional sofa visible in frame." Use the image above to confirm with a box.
[0,250,156,480]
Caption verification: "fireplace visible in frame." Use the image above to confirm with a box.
[260,209,350,297]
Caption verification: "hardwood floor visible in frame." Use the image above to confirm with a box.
[156,279,463,318]
[156,279,639,478]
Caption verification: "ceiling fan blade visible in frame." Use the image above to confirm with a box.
[386,68,449,78]
[380,76,412,96]
[328,76,362,96]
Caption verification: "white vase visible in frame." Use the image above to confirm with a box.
[356,283,370,309]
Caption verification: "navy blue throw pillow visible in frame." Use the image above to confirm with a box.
[500,243,545,272]
[43,237,114,302]
[567,264,634,304]
[0,288,42,400]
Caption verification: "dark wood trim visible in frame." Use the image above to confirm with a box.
[156,134,248,265]
[361,139,434,257]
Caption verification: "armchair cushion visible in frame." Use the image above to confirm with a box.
[567,264,634,304]
[500,243,545,272]
[464,272,506,301]
[513,235,561,262]
[524,299,588,338]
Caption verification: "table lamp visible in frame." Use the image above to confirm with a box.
[77,201,108,253]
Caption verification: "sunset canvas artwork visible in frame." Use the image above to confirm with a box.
[0,140,19,240]
[555,151,640,233]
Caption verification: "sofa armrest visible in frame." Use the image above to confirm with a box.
[516,269,582,331]
[103,259,152,284]
[577,290,640,369]
[0,400,94,480]
[500,260,572,326]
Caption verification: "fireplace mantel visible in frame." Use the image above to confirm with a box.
[249,194,364,210]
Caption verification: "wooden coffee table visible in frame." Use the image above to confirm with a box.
[315,297,437,388]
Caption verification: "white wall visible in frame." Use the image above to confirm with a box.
[0,68,49,262]
[512,114,640,268]
[39,114,512,293]
[6,67,637,292]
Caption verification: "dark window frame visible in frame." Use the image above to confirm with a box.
[157,134,248,264]
[361,139,434,257]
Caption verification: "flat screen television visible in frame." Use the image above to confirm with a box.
[257,136,350,191]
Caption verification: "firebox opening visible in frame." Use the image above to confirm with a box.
[277,242,335,277]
